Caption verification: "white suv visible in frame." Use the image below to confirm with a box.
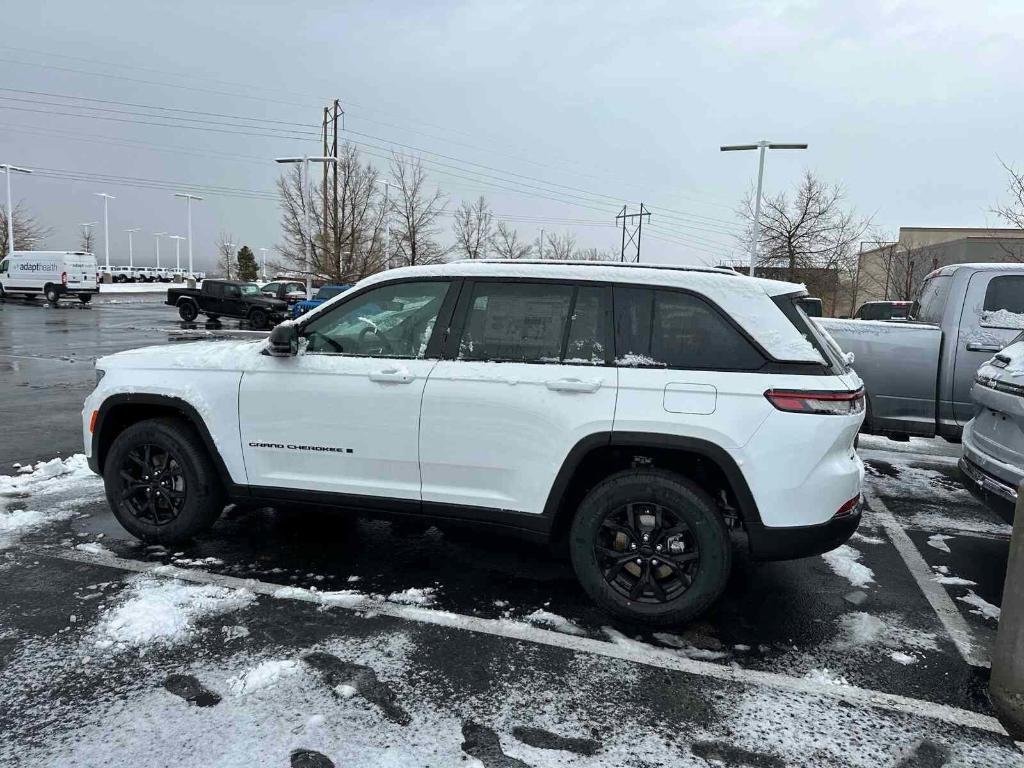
[83,261,864,624]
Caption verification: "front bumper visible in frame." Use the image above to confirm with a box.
[746,500,862,561]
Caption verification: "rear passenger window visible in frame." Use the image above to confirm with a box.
[564,286,611,364]
[458,283,573,362]
[982,276,1024,327]
[613,286,764,370]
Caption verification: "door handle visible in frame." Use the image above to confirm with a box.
[545,377,602,393]
[368,367,414,384]
[966,342,1000,353]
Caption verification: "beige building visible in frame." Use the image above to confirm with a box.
[854,227,1024,310]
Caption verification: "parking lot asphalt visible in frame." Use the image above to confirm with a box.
[0,297,1021,766]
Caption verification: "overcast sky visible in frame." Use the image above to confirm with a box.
[2,0,1023,270]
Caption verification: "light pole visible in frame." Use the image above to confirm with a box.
[153,232,167,269]
[168,235,185,272]
[2,163,33,256]
[259,248,269,281]
[124,227,140,268]
[720,140,807,277]
[174,193,203,276]
[79,222,97,253]
[275,156,336,294]
[94,192,115,269]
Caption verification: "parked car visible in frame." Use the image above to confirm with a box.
[166,279,287,328]
[818,263,1024,440]
[291,283,352,318]
[853,300,913,320]
[87,260,864,625]
[0,251,99,304]
[107,266,136,283]
[961,338,1024,520]
[261,280,307,305]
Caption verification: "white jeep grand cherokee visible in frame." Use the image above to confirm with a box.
[83,261,864,624]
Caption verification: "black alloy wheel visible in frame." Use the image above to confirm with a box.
[117,443,187,526]
[596,502,699,604]
[178,301,198,322]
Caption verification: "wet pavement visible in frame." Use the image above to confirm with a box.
[0,297,1021,766]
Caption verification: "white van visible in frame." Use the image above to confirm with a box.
[0,251,100,304]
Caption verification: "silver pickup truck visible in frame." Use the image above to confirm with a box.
[817,263,1024,440]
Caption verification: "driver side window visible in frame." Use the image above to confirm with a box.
[302,280,450,358]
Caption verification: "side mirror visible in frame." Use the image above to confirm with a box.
[265,323,299,356]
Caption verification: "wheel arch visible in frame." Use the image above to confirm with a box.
[91,394,235,491]
[544,431,762,546]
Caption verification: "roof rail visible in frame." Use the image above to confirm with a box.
[465,259,737,275]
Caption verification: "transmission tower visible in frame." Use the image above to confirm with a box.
[321,99,344,273]
[616,203,651,262]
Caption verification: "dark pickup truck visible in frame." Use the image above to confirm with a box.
[166,280,287,329]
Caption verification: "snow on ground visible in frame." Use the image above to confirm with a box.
[524,609,587,637]
[866,464,971,503]
[857,434,961,459]
[803,668,851,687]
[75,541,114,557]
[957,591,1001,623]
[92,576,256,650]
[385,587,436,606]
[909,508,1012,537]
[927,534,953,553]
[834,612,938,661]
[821,545,875,588]
[227,659,302,696]
[0,454,103,549]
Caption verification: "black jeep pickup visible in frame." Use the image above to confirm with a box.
[166,280,287,329]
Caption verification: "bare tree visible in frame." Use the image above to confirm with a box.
[216,232,237,279]
[79,225,95,254]
[389,153,448,267]
[576,247,615,261]
[274,143,389,283]
[856,234,947,305]
[0,202,52,257]
[544,231,577,260]
[740,171,869,314]
[452,196,494,260]
[490,221,533,259]
[993,158,1024,229]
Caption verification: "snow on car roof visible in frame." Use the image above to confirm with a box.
[317,261,825,365]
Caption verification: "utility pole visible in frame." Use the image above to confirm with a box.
[616,204,651,263]
[169,235,185,272]
[538,228,545,259]
[275,156,337,294]
[322,100,344,273]
[124,228,140,268]
[94,192,115,269]
[154,232,167,269]
[720,140,807,277]
[174,193,203,276]
[377,179,394,270]
[1,164,32,257]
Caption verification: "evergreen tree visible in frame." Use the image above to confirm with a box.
[236,245,258,281]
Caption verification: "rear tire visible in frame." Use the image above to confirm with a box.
[178,300,199,322]
[103,418,224,543]
[569,468,731,626]
[44,285,61,304]
[78,294,93,304]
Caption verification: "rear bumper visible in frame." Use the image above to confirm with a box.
[746,502,862,561]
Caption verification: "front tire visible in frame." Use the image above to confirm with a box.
[178,300,199,322]
[569,469,731,626]
[103,418,224,543]
[248,307,269,329]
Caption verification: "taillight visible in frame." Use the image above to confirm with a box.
[834,494,861,518]
[765,388,865,415]
[61,271,68,285]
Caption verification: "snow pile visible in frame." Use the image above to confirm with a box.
[821,545,874,588]
[980,309,1024,329]
[385,587,436,606]
[227,659,301,696]
[958,591,1001,622]
[93,577,256,649]
[603,627,731,663]
[524,609,586,637]
[0,454,103,549]
[927,534,953,553]
[803,668,851,687]
[74,541,114,557]
[932,574,976,586]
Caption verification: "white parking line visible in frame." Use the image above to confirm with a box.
[865,489,990,669]
[36,545,1008,737]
